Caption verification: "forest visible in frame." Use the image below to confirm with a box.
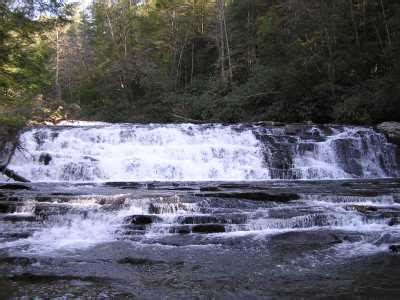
[1,0,400,125]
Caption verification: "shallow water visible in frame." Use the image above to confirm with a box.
[1,179,400,298]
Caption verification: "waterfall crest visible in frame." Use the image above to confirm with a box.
[8,123,399,182]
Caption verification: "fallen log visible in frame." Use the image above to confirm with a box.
[0,166,30,183]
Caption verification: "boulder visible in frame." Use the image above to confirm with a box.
[123,214,162,225]
[389,244,400,253]
[38,153,52,165]
[389,217,400,226]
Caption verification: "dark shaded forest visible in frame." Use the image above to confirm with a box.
[1,0,400,125]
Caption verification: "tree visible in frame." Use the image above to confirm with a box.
[0,0,71,124]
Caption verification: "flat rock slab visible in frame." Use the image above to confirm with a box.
[270,230,343,245]
[191,224,226,234]
[177,214,247,225]
[0,184,31,190]
[123,215,163,225]
[195,191,300,202]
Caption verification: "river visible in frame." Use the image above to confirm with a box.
[0,122,399,298]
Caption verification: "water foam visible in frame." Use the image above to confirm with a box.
[7,123,399,182]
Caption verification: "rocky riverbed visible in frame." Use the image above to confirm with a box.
[1,179,400,298]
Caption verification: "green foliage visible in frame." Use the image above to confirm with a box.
[0,0,70,125]
[2,0,400,125]
[0,115,26,129]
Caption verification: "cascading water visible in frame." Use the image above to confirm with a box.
[1,122,400,298]
[7,122,399,182]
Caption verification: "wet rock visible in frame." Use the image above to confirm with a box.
[178,214,246,225]
[122,229,146,236]
[350,205,378,214]
[389,244,400,253]
[270,231,343,245]
[217,183,255,189]
[148,196,186,214]
[263,138,295,178]
[388,217,400,226]
[117,257,165,266]
[377,211,400,219]
[1,232,32,239]
[123,215,162,225]
[195,191,300,202]
[96,197,126,206]
[169,225,191,234]
[123,224,148,231]
[0,125,20,166]
[118,257,184,267]
[165,186,197,191]
[335,232,364,243]
[333,139,363,177]
[200,186,223,192]
[2,215,37,222]
[191,224,226,234]
[34,196,53,202]
[147,183,156,190]
[50,192,76,196]
[103,182,141,189]
[377,122,400,146]
[60,162,102,181]
[38,153,52,165]
[297,143,316,155]
[0,183,31,190]
[178,215,220,225]
[284,124,305,135]
[82,156,98,162]
[6,273,104,283]
[33,131,48,147]
[33,204,75,219]
[0,256,37,266]
[0,202,17,213]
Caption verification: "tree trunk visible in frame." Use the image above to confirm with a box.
[349,0,360,47]
[379,0,392,47]
[55,27,62,101]
[217,0,226,83]
[223,11,233,81]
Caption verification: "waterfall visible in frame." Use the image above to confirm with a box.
[7,122,399,182]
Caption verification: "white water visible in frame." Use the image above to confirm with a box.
[2,191,398,255]
[7,123,399,182]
